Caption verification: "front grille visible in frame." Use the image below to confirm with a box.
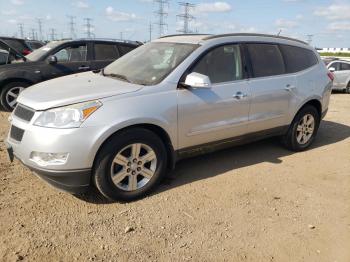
[14,104,35,122]
[10,125,25,142]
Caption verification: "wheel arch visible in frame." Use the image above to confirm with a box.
[0,77,34,89]
[92,123,177,172]
[292,98,322,123]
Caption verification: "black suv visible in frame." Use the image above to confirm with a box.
[0,39,141,111]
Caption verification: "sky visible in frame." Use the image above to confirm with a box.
[0,0,350,47]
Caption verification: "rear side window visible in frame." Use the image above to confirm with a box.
[340,63,350,71]
[118,44,135,56]
[280,45,318,73]
[94,44,119,60]
[2,39,28,53]
[191,44,243,84]
[247,44,285,78]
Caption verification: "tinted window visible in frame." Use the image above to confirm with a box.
[280,45,318,73]
[247,44,285,77]
[53,44,87,62]
[191,45,243,84]
[94,44,119,60]
[331,62,341,71]
[1,39,28,53]
[0,51,7,64]
[118,44,135,55]
[340,63,350,71]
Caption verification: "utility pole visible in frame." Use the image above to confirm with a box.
[154,0,169,37]
[36,18,43,41]
[30,28,36,40]
[306,34,314,45]
[177,2,195,34]
[67,15,76,39]
[49,28,57,41]
[84,18,93,38]
[18,23,24,38]
[149,22,152,42]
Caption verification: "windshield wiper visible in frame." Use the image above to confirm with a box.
[102,69,131,83]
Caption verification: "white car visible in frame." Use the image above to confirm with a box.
[327,60,350,93]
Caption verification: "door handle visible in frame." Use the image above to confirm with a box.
[285,84,295,91]
[78,66,90,70]
[233,91,248,100]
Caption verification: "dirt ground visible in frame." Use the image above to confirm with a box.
[0,94,349,262]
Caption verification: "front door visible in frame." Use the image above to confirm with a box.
[178,44,251,149]
[42,43,91,80]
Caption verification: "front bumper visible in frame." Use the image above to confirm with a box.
[5,141,91,194]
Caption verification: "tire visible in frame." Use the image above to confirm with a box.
[0,82,29,111]
[93,128,168,202]
[282,105,320,152]
[345,82,350,94]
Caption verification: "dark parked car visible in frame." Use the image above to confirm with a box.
[0,39,141,111]
[25,40,44,50]
[0,37,33,56]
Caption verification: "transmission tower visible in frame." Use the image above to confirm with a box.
[177,2,195,34]
[49,28,57,41]
[84,18,94,38]
[18,23,24,38]
[30,28,36,40]
[67,15,77,39]
[36,18,43,41]
[306,34,314,45]
[154,0,169,37]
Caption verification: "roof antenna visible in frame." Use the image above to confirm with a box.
[277,29,282,36]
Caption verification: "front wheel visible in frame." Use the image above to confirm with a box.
[93,128,167,202]
[345,83,350,94]
[0,82,29,111]
[282,105,320,151]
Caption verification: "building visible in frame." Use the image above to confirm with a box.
[318,47,350,53]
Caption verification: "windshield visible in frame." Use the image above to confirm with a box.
[103,42,198,86]
[25,41,67,61]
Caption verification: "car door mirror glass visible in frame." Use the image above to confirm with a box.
[48,55,58,64]
[329,67,336,73]
[184,72,211,88]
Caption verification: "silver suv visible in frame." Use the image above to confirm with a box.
[6,34,332,201]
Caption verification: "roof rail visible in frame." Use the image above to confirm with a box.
[74,38,142,45]
[159,33,211,39]
[203,33,308,45]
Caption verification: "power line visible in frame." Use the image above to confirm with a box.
[36,18,43,41]
[154,0,169,37]
[84,18,94,38]
[177,2,195,34]
[18,23,24,39]
[67,15,77,39]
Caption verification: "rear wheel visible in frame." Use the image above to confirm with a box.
[345,82,350,94]
[93,128,167,201]
[282,105,320,151]
[0,82,29,111]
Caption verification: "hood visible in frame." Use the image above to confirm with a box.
[17,71,143,110]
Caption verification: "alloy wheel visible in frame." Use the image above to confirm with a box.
[110,143,157,191]
[6,86,25,109]
[296,114,315,145]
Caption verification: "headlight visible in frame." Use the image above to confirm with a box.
[34,100,102,128]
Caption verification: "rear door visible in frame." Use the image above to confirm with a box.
[331,62,350,89]
[245,43,296,132]
[90,42,120,70]
[41,42,91,80]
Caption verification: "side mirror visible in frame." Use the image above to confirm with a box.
[329,67,336,73]
[183,72,211,89]
[48,55,57,64]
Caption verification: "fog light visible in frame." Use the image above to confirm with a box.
[29,152,69,167]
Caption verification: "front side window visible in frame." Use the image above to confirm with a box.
[53,44,87,62]
[247,44,285,78]
[280,45,318,73]
[118,44,135,55]
[103,42,198,86]
[190,44,243,84]
[94,44,119,60]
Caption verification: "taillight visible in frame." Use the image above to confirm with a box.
[22,49,31,55]
[327,71,334,81]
